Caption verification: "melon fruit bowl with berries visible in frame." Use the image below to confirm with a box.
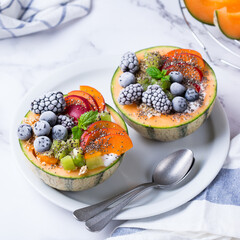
[111,46,217,141]
[18,86,132,191]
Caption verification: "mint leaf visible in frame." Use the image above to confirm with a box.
[72,126,83,139]
[78,110,98,130]
[161,75,170,81]
[146,67,162,79]
[161,69,167,75]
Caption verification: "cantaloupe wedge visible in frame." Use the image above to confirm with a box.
[214,7,240,40]
[184,0,240,25]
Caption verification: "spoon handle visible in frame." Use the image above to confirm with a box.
[85,182,157,232]
[73,182,151,221]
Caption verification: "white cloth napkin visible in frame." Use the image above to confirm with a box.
[0,0,91,39]
[107,134,240,240]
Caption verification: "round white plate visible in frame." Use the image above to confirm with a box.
[10,56,230,220]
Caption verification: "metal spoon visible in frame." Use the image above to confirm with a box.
[73,149,194,231]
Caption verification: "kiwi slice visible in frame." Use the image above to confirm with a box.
[99,112,111,122]
[60,155,75,170]
[56,145,69,160]
[71,148,85,167]
[51,140,65,156]
[66,139,80,151]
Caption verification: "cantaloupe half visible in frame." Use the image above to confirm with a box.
[111,46,217,141]
[19,104,128,191]
[184,0,240,25]
[214,7,240,40]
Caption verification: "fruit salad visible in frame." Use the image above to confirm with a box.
[111,46,217,141]
[117,49,205,114]
[18,86,133,178]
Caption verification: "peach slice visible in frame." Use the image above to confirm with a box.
[84,134,133,159]
[81,128,127,150]
[68,90,99,112]
[166,53,205,71]
[79,86,105,112]
[85,120,126,133]
[164,49,202,59]
[163,63,203,82]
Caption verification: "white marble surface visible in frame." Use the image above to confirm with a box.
[1,0,240,239]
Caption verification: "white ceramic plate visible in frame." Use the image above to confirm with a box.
[10,56,230,220]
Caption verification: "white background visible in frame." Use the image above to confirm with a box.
[1,0,240,239]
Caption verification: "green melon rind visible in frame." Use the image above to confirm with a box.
[183,0,214,26]
[19,103,127,191]
[111,46,217,141]
[107,104,128,134]
[214,10,240,40]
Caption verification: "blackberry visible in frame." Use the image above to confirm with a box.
[118,83,143,105]
[31,91,66,115]
[57,115,75,130]
[120,52,139,73]
[142,85,172,114]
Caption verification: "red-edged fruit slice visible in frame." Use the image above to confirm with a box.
[166,53,205,71]
[192,83,201,93]
[85,121,126,134]
[65,104,90,121]
[79,86,105,112]
[163,63,203,82]
[65,95,91,109]
[81,128,127,150]
[84,134,133,159]
[68,90,99,112]
[164,49,203,59]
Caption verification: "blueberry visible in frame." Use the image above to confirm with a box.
[170,82,186,96]
[40,111,57,127]
[33,120,51,136]
[34,136,52,153]
[17,124,33,140]
[169,71,183,83]
[52,125,68,141]
[172,96,188,113]
[185,88,199,102]
[119,72,136,87]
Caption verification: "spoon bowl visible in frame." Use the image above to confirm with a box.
[153,149,194,186]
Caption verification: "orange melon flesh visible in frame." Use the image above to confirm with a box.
[20,104,127,178]
[184,0,240,25]
[215,7,240,40]
[111,46,217,129]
